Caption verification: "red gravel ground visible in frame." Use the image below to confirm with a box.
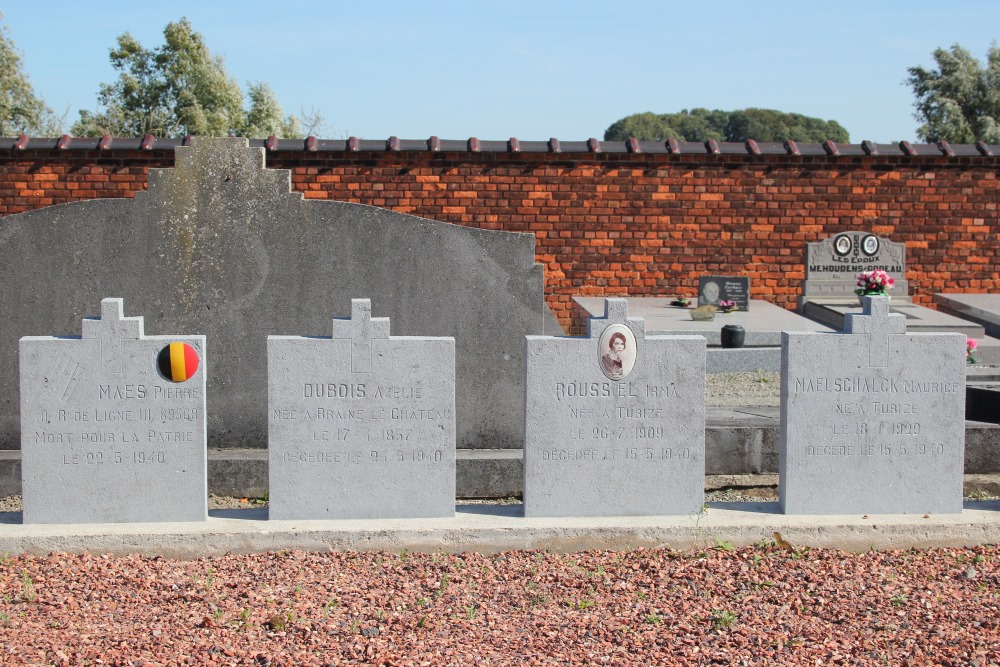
[1,544,998,666]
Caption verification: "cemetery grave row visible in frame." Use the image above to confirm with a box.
[17,295,967,524]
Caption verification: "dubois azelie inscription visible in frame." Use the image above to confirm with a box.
[20,299,207,524]
[277,381,452,463]
[268,299,456,520]
[523,298,705,517]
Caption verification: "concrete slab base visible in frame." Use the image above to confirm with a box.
[935,293,1000,339]
[802,298,1000,363]
[3,501,1000,557]
[575,297,834,345]
[707,347,780,372]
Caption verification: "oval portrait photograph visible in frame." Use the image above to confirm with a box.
[834,234,852,256]
[598,324,637,380]
[861,234,880,256]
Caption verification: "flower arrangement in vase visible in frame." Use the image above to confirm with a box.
[967,337,979,365]
[855,269,895,301]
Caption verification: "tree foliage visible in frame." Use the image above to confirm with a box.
[0,15,62,135]
[603,108,849,143]
[73,18,302,138]
[907,44,1000,143]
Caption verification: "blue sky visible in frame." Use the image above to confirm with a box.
[3,1,1000,142]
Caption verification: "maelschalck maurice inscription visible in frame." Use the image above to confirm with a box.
[19,299,207,524]
[780,296,966,515]
[523,298,705,517]
[268,299,456,520]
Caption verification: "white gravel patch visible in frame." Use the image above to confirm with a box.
[706,370,780,406]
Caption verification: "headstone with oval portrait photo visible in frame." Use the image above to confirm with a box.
[802,232,908,301]
[19,298,207,524]
[523,298,706,517]
[697,276,750,311]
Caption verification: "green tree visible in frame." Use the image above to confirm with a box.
[73,18,302,138]
[603,108,848,143]
[907,43,1000,143]
[0,14,62,135]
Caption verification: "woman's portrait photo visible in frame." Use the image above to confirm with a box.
[834,234,852,256]
[598,324,637,380]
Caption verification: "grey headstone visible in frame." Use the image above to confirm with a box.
[803,233,908,299]
[268,299,455,520]
[698,276,750,310]
[0,137,542,453]
[523,298,706,517]
[780,296,966,514]
[20,299,207,523]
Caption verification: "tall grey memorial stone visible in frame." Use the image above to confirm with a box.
[780,296,966,514]
[268,299,455,520]
[20,299,207,523]
[523,298,705,517]
[0,137,541,454]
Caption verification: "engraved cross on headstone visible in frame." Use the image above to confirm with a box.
[331,299,389,374]
[844,296,905,368]
[587,297,645,340]
[80,298,144,375]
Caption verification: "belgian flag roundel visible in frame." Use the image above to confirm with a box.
[157,342,200,382]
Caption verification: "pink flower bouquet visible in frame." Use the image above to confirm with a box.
[967,337,979,364]
[854,269,896,297]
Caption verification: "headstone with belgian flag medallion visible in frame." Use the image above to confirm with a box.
[19,298,207,523]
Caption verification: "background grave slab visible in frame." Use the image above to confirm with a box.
[0,137,542,453]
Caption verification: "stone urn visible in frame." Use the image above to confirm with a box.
[720,324,746,349]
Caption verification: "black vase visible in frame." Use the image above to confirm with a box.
[720,324,746,349]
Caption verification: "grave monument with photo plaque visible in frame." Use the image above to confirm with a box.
[698,276,750,311]
[268,299,456,520]
[799,232,986,338]
[523,298,705,517]
[20,298,207,524]
[801,232,908,302]
[780,296,966,514]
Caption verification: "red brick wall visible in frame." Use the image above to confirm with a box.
[2,148,998,333]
